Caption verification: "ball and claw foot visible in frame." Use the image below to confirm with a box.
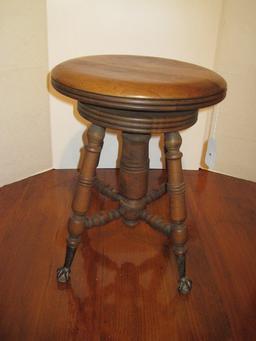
[178,277,192,295]
[57,267,71,283]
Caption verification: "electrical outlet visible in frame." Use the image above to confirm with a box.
[205,137,216,168]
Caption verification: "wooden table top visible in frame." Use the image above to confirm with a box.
[51,55,226,102]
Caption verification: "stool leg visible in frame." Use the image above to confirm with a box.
[119,133,150,226]
[165,132,192,295]
[57,124,105,283]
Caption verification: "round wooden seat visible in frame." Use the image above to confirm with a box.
[51,55,226,133]
[52,55,226,105]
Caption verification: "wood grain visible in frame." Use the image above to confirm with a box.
[51,55,226,100]
[0,169,255,340]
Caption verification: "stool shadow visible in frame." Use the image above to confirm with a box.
[56,232,180,339]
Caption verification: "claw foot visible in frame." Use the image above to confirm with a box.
[178,277,192,295]
[57,267,71,283]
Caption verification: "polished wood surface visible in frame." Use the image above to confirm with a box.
[0,169,255,340]
[51,55,226,134]
[51,55,226,112]
[52,55,226,100]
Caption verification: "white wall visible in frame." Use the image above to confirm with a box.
[47,0,223,169]
[211,0,256,182]
[0,0,52,186]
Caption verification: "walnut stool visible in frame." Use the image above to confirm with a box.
[51,55,226,294]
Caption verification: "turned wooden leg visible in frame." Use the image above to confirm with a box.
[119,133,150,226]
[57,124,105,283]
[165,132,192,294]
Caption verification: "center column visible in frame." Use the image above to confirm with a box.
[119,133,150,226]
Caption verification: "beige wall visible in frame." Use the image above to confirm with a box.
[0,0,52,186]
[3,0,254,185]
[47,0,223,170]
[212,0,256,181]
